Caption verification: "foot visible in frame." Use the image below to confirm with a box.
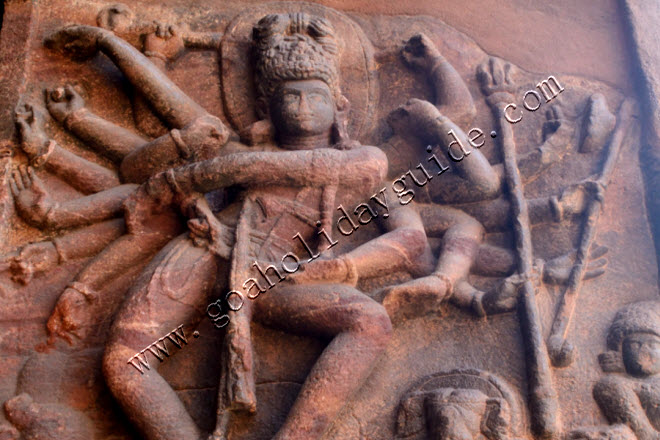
[379,275,450,322]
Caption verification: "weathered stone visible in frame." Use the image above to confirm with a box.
[0,2,656,439]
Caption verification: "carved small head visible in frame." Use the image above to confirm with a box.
[252,13,350,147]
[424,388,511,440]
[607,301,660,377]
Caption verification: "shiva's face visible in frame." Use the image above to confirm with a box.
[622,332,660,377]
[269,79,335,141]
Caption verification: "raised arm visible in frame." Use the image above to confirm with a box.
[402,34,476,127]
[46,25,208,128]
[388,98,500,203]
[45,86,148,162]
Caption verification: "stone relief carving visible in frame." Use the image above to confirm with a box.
[592,300,660,440]
[0,2,651,440]
[395,369,524,440]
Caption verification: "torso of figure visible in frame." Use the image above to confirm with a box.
[210,139,336,271]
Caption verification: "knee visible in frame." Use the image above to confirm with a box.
[593,375,638,416]
[445,212,485,249]
[347,302,393,350]
[103,343,135,392]
[397,227,429,265]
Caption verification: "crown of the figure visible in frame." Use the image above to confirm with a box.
[252,13,340,101]
[607,300,660,351]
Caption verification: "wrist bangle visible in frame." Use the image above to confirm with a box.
[170,128,193,160]
[164,168,184,197]
[340,256,359,286]
[432,272,454,297]
[30,140,56,169]
[43,202,59,228]
[143,50,169,62]
[63,108,89,131]
[471,290,486,317]
[67,281,97,303]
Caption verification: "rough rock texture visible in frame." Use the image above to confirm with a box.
[0,1,656,440]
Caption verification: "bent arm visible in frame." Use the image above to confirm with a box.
[427,119,500,204]
[430,57,476,126]
[120,130,189,184]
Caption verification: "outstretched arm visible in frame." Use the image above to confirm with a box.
[45,86,148,162]
[142,145,388,206]
[3,219,125,285]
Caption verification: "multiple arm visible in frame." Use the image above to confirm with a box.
[46,25,207,128]
[15,102,120,194]
[45,85,147,162]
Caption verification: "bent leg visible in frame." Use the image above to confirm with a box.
[103,235,221,440]
[593,376,659,440]
[380,204,484,319]
[254,283,392,440]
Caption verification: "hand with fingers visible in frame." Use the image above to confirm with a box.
[9,165,56,229]
[187,196,234,259]
[477,57,518,99]
[6,241,60,285]
[554,177,605,220]
[46,286,94,345]
[401,33,442,72]
[45,85,85,125]
[143,22,184,62]
[543,243,609,285]
[14,101,50,163]
[542,105,565,142]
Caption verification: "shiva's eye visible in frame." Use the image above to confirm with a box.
[308,93,327,104]
[282,94,299,105]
